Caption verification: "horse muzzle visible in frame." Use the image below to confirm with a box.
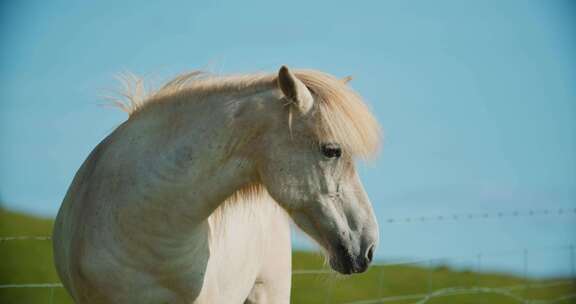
[329,241,375,275]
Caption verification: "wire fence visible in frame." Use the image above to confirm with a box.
[290,248,576,304]
[4,247,573,303]
[340,282,576,304]
[382,207,576,224]
[2,208,575,303]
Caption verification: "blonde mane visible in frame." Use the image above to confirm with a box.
[114,69,381,158]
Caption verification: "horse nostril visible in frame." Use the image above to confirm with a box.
[365,244,375,263]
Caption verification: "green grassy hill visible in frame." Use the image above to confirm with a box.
[1,208,574,303]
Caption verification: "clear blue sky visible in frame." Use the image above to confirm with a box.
[1,0,575,277]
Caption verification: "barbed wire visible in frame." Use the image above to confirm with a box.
[291,244,576,276]
[341,281,576,304]
[0,283,63,289]
[1,214,575,304]
[2,236,572,277]
[0,236,51,241]
[0,208,573,244]
[1,281,573,304]
[384,207,576,224]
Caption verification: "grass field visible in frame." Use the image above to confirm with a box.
[1,208,574,303]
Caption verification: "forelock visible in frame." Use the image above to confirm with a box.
[294,70,381,159]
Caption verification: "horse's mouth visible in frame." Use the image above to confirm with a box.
[328,243,370,275]
[289,209,375,275]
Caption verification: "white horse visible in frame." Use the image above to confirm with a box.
[53,66,381,303]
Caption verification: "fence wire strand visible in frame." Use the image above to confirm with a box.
[341,281,576,304]
[384,207,576,224]
[1,208,575,303]
[0,236,51,241]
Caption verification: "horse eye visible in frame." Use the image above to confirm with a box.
[321,143,342,158]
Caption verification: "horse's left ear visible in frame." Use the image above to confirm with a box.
[277,65,313,114]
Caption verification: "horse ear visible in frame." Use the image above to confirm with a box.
[342,76,353,84]
[277,65,313,114]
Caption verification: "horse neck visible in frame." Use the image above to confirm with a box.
[117,88,281,234]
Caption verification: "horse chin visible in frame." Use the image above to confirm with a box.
[329,256,354,275]
[328,249,369,275]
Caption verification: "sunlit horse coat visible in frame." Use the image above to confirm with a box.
[53,66,381,303]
